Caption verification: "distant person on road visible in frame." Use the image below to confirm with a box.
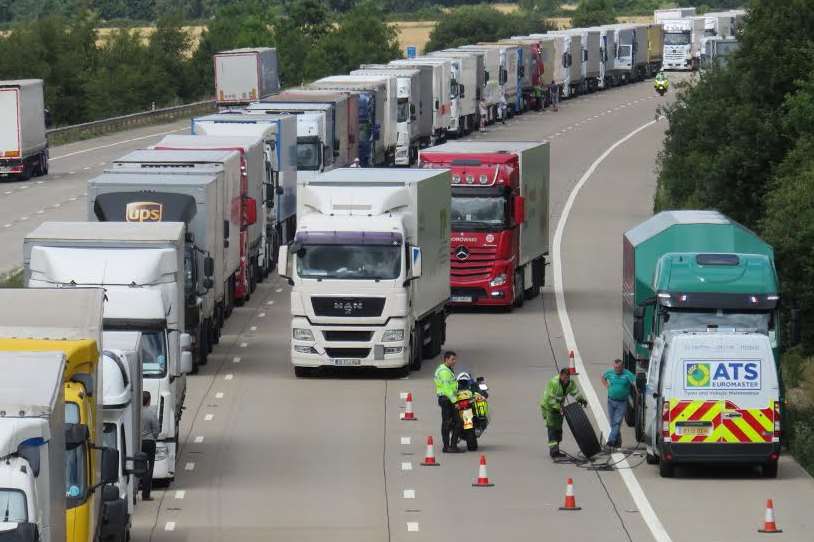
[601,359,636,449]
[540,368,586,459]
[498,94,508,124]
[141,391,159,500]
[435,351,463,453]
[479,99,488,132]
[549,83,560,112]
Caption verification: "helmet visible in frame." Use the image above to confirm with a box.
[456,371,472,389]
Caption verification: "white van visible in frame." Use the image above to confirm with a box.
[643,331,781,478]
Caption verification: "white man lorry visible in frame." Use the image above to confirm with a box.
[214,48,280,107]
[190,113,299,274]
[279,168,451,376]
[0,352,65,542]
[23,222,193,483]
[388,57,452,144]
[425,51,479,136]
[662,18,706,71]
[0,80,48,180]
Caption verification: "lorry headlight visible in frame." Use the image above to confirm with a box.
[490,273,507,287]
[382,329,405,342]
[155,445,169,461]
[293,328,314,341]
[384,346,403,355]
[294,345,318,354]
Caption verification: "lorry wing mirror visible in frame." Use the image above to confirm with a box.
[459,84,465,98]
[633,315,645,343]
[180,351,194,375]
[126,452,149,476]
[100,447,119,485]
[245,197,258,227]
[70,373,94,397]
[204,256,214,278]
[514,196,526,225]
[203,277,214,290]
[410,246,423,279]
[65,424,89,449]
[180,333,192,351]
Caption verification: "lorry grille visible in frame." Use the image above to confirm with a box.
[323,330,374,342]
[450,245,497,280]
[312,297,386,317]
[325,347,371,359]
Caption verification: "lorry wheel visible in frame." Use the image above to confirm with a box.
[19,161,31,181]
[563,402,601,458]
[658,459,675,478]
[465,430,478,451]
[762,461,778,478]
[513,270,525,308]
[525,258,543,300]
[409,329,422,371]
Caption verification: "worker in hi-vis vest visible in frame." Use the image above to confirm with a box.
[540,368,586,459]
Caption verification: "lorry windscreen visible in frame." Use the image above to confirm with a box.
[664,33,691,46]
[662,309,771,334]
[397,98,410,123]
[451,195,507,230]
[297,142,321,171]
[297,245,401,280]
[141,331,168,379]
[0,489,27,523]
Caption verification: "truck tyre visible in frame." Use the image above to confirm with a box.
[19,161,31,181]
[563,402,601,458]
[423,314,442,359]
[525,258,543,300]
[762,461,778,478]
[40,152,48,176]
[513,269,525,308]
[658,458,675,478]
[409,329,422,371]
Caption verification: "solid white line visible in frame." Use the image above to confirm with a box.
[552,117,671,542]
[164,522,176,531]
[240,342,248,348]
[50,127,187,161]
[174,490,185,499]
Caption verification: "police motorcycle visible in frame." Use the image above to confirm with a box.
[454,372,490,451]
[654,72,669,96]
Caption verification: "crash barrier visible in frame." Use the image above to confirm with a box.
[46,99,216,146]
[564,402,601,458]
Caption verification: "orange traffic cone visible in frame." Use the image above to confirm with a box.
[472,455,495,487]
[402,392,417,421]
[420,436,440,466]
[568,350,578,375]
[758,499,782,533]
[559,478,582,511]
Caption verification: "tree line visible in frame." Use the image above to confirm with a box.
[0,0,401,125]
[655,0,814,469]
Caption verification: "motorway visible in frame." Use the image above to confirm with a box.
[2,77,813,541]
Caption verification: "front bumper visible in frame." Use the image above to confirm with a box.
[662,442,780,465]
[291,318,409,368]
[450,281,513,307]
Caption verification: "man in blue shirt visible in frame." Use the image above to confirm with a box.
[601,358,636,449]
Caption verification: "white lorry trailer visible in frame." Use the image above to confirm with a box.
[279,168,451,376]
[190,113,298,275]
[389,57,452,143]
[351,67,429,164]
[101,348,144,542]
[0,352,65,542]
[654,7,697,24]
[310,75,398,167]
[154,134,265,303]
[663,18,706,71]
[23,222,193,481]
[426,51,479,136]
[214,48,280,106]
[0,80,48,181]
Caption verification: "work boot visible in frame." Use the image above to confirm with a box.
[443,446,464,454]
[549,445,566,459]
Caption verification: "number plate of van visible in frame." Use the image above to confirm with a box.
[676,422,712,436]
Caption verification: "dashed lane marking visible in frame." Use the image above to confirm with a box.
[225,373,234,381]
[266,300,275,305]
[194,436,204,444]
[164,522,176,532]
[407,522,419,532]
[240,342,248,348]
[204,414,214,421]
[174,490,185,500]
[250,326,257,331]
[403,489,416,499]
[258,312,266,318]
[215,392,224,399]
[401,436,411,445]
[401,462,413,471]
[185,462,195,471]
[552,117,671,542]
[233,356,241,364]
[275,288,283,293]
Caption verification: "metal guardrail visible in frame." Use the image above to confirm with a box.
[45,99,217,145]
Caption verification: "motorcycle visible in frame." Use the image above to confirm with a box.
[454,373,490,451]
[655,77,669,96]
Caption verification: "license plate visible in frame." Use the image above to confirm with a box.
[462,408,474,430]
[676,424,711,436]
[451,296,473,303]
[334,358,362,366]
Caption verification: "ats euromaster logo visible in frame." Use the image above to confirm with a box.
[684,360,761,391]
[126,202,163,222]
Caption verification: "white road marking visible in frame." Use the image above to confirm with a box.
[240,342,248,348]
[399,392,409,400]
[401,436,411,445]
[403,489,416,499]
[275,288,283,293]
[204,414,214,421]
[3,224,11,228]
[36,210,44,214]
[3,191,11,195]
[19,216,28,221]
[52,203,61,208]
[185,462,195,471]
[194,436,204,444]
[164,522,176,532]
[552,117,670,542]
[20,185,28,190]
[51,127,187,161]
[258,312,266,318]
[83,167,91,171]
[175,490,185,499]
[233,356,241,364]
[97,161,106,166]
[266,300,275,305]
[407,522,419,532]
[401,462,412,471]
[215,392,224,399]
[225,373,234,381]
[250,326,257,331]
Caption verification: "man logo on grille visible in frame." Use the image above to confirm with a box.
[334,301,364,315]
[455,246,470,260]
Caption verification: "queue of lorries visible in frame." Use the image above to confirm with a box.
[0,8,789,541]
[654,7,745,70]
